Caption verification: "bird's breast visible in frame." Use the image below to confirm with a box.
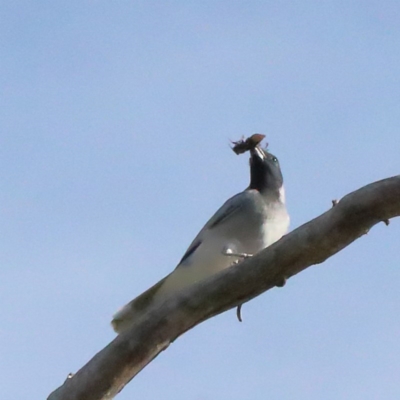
[260,203,290,247]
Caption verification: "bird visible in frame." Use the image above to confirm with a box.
[112,143,289,333]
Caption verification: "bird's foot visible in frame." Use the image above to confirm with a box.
[223,248,253,259]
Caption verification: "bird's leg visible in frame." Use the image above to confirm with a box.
[222,248,253,322]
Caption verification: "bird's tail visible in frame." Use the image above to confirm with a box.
[111,275,169,334]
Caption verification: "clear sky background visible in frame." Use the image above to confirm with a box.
[1,1,400,399]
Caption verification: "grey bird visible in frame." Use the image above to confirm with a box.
[112,144,289,333]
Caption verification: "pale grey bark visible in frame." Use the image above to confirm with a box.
[48,176,400,400]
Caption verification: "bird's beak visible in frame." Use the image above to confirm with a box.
[250,146,266,160]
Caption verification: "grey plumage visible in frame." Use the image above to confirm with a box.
[112,145,289,333]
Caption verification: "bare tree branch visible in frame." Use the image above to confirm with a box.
[48,176,400,400]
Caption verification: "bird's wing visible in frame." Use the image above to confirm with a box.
[176,191,251,268]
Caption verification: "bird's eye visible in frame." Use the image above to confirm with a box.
[272,156,278,163]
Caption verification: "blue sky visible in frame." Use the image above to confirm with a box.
[1,1,400,399]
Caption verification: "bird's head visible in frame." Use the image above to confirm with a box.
[249,146,285,200]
